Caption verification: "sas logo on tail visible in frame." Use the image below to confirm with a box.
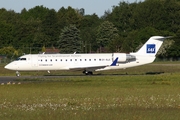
[147,44,156,53]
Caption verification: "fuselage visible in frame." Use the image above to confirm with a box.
[9,53,113,71]
[4,53,154,72]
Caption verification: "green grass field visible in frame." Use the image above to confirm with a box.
[0,62,180,120]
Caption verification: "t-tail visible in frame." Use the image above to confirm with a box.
[131,36,170,64]
[136,36,171,55]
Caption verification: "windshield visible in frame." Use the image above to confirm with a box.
[15,58,26,61]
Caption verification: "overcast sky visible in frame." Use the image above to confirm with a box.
[0,0,144,16]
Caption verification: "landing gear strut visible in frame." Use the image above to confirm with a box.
[16,71,20,77]
[83,70,93,75]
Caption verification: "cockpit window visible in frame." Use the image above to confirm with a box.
[16,58,21,61]
[16,58,26,61]
[20,58,26,60]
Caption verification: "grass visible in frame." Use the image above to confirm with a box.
[0,62,180,119]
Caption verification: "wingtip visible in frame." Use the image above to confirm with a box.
[110,57,118,66]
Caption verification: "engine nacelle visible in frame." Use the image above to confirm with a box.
[113,53,136,62]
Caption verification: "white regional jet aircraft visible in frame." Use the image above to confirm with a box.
[5,36,169,76]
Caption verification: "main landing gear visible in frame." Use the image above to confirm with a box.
[83,70,93,75]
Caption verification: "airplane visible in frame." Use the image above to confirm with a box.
[4,36,169,76]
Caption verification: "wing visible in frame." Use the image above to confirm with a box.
[69,65,107,71]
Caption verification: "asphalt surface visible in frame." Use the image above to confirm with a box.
[0,75,89,84]
[0,75,68,84]
[0,76,18,84]
[0,73,162,84]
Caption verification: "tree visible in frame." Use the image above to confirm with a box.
[57,6,83,29]
[41,9,59,47]
[166,30,180,59]
[80,14,101,52]
[20,6,49,21]
[0,9,18,48]
[0,46,21,59]
[157,39,174,58]
[106,2,138,35]
[0,21,13,47]
[96,21,120,52]
[77,8,85,16]
[58,25,81,53]
[12,18,43,53]
[0,1,180,59]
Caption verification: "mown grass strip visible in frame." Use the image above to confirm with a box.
[0,73,180,119]
[0,62,180,119]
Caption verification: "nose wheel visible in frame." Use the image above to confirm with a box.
[16,71,20,77]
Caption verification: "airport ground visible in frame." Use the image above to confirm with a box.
[0,61,180,120]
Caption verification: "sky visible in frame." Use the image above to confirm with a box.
[0,0,144,16]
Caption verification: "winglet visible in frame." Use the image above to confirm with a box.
[111,57,118,66]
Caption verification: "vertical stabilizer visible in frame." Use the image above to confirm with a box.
[135,36,169,56]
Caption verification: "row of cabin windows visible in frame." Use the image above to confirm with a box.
[38,58,111,62]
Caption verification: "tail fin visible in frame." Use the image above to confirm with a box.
[135,36,170,56]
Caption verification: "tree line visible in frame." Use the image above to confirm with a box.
[0,0,180,60]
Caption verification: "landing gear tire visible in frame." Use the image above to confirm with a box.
[16,71,20,77]
[83,70,93,75]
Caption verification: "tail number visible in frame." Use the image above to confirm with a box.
[147,44,156,53]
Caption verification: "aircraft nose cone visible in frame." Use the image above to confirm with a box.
[4,64,10,70]
[4,64,14,70]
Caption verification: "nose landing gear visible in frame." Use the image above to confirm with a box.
[16,71,20,77]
